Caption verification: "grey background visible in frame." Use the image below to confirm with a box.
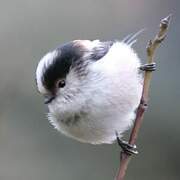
[0,0,179,180]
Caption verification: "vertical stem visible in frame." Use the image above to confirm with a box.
[116,15,171,180]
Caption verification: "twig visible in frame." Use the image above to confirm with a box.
[116,15,172,180]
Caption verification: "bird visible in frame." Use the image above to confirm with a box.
[35,32,155,154]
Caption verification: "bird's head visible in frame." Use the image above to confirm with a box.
[36,41,87,104]
[36,39,113,115]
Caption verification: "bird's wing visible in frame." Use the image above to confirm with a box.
[89,40,114,61]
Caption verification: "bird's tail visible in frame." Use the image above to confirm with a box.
[122,28,146,46]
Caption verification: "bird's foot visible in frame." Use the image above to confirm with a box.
[116,133,138,155]
[140,62,156,72]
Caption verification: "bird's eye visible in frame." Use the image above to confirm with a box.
[57,80,66,88]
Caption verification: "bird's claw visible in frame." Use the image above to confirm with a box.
[140,62,156,72]
[116,132,138,155]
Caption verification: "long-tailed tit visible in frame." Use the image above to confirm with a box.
[36,33,155,154]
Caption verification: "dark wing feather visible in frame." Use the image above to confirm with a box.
[90,41,114,61]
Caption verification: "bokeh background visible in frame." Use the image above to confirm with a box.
[0,0,179,180]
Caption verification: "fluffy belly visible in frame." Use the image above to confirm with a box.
[48,108,136,144]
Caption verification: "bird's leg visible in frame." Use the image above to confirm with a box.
[116,132,138,155]
[140,62,156,72]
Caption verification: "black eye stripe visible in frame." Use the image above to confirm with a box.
[42,53,71,90]
[42,42,84,91]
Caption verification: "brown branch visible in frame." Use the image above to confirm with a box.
[116,15,172,180]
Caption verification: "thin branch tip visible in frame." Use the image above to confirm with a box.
[147,15,172,61]
[116,15,172,180]
[161,14,172,26]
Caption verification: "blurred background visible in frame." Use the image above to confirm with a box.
[0,0,179,179]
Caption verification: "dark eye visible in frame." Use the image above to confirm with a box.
[57,80,66,88]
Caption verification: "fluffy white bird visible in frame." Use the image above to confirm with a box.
[36,34,155,153]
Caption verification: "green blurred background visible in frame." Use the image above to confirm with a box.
[0,0,179,179]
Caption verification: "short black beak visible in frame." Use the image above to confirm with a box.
[44,95,56,104]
